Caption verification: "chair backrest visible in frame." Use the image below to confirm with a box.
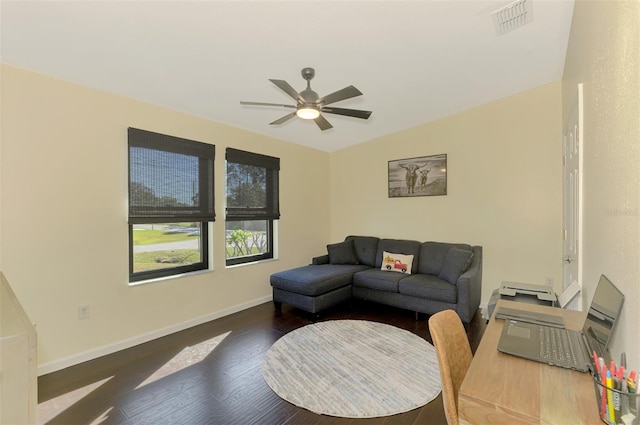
[428,309,473,425]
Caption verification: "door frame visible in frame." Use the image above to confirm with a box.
[562,83,584,310]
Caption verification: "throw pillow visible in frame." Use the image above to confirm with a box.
[380,251,414,274]
[438,248,474,284]
[327,240,359,265]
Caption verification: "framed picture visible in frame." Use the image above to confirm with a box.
[388,154,447,198]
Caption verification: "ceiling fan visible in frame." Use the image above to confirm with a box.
[240,67,372,131]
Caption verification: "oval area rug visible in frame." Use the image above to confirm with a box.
[262,320,442,418]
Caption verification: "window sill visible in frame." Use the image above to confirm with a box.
[225,257,278,269]
[128,268,214,287]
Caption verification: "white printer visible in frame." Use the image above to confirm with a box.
[486,281,558,319]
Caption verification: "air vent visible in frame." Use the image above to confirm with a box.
[492,0,533,36]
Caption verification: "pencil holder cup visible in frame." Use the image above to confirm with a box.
[593,377,639,425]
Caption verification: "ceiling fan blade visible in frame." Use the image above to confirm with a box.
[269,79,304,103]
[317,85,363,106]
[320,107,372,120]
[270,112,297,125]
[314,114,333,131]
[241,101,295,108]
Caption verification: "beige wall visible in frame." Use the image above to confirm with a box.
[5,64,565,372]
[0,64,330,371]
[330,82,564,306]
[562,0,640,367]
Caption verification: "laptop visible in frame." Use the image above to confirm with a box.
[497,274,625,372]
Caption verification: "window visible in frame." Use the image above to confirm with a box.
[128,128,215,282]
[225,148,280,266]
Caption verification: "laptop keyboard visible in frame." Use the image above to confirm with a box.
[539,327,579,367]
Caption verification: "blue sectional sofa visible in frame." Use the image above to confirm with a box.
[270,235,483,324]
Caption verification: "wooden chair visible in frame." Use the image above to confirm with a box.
[428,309,473,425]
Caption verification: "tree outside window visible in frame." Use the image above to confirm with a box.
[225,149,279,266]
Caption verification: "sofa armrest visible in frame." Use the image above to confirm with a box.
[311,254,330,265]
[455,246,483,324]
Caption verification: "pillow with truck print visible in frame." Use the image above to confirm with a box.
[380,251,414,274]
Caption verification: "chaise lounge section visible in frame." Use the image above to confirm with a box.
[270,235,483,324]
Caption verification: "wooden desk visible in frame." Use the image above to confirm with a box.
[459,299,600,425]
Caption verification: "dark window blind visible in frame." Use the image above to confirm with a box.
[129,128,215,224]
[226,148,280,221]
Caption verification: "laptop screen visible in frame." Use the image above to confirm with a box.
[582,274,625,357]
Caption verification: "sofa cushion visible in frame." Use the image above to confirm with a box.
[327,239,359,265]
[398,274,457,304]
[353,269,406,293]
[438,248,474,284]
[418,242,473,275]
[270,264,369,296]
[345,236,380,267]
[375,239,421,273]
[380,251,414,274]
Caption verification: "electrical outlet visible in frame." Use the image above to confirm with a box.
[78,304,91,320]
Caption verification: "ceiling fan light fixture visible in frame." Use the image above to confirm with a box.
[296,106,320,120]
[241,67,371,131]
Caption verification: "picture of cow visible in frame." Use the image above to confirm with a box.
[388,154,447,198]
[398,162,428,194]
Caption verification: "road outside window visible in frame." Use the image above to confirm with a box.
[132,223,203,274]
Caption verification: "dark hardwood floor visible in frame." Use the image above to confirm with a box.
[38,300,487,425]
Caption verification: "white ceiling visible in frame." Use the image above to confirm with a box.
[0,0,574,152]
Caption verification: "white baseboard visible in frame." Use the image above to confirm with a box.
[38,295,273,376]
